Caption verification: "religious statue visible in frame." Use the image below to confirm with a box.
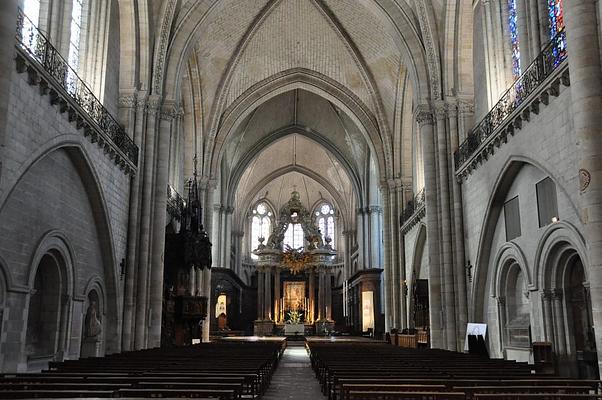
[84,300,102,338]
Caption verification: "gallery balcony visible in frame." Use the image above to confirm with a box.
[454,30,569,181]
[14,9,138,174]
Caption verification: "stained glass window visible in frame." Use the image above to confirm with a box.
[67,0,84,94]
[548,0,564,38]
[315,203,335,248]
[508,0,521,79]
[250,202,272,259]
[21,0,41,45]
[548,0,566,66]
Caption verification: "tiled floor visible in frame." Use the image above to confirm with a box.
[262,343,326,399]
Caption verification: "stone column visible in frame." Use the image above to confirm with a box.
[189,266,196,296]
[0,0,18,181]
[381,186,393,332]
[308,268,316,323]
[212,205,222,268]
[264,268,272,320]
[195,267,203,296]
[148,102,175,347]
[517,0,531,64]
[123,93,146,351]
[416,105,444,348]
[435,102,457,351]
[552,289,567,356]
[325,270,333,320]
[257,270,264,320]
[529,0,542,57]
[448,100,468,348]
[134,95,161,350]
[202,267,211,342]
[388,180,401,330]
[538,0,549,50]
[564,0,602,371]
[274,268,281,323]
[396,183,408,330]
[542,289,555,345]
[318,267,325,320]
[223,206,233,269]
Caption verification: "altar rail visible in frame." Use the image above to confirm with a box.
[454,29,567,178]
[15,9,138,172]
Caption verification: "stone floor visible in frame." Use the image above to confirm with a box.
[262,343,326,399]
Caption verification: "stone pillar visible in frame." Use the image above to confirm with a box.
[369,206,382,268]
[528,0,542,57]
[148,102,175,347]
[448,100,468,348]
[434,102,457,351]
[564,0,602,371]
[396,183,408,330]
[553,289,567,356]
[134,95,161,350]
[0,0,19,181]
[195,267,203,296]
[482,0,502,103]
[318,267,326,320]
[542,289,555,344]
[189,266,196,296]
[517,0,531,64]
[202,267,211,342]
[274,268,281,323]
[257,270,264,320]
[387,180,400,330]
[538,0,549,50]
[212,205,222,268]
[264,269,272,320]
[325,270,333,320]
[416,105,444,348]
[309,268,316,323]
[381,186,393,332]
[223,207,233,269]
[123,93,146,351]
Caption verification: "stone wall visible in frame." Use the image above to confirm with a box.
[0,68,131,371]
[460,82,580,360]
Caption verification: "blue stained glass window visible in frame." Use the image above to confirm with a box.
[548,0,566,66]
[548,0,564,38]
[508,0,521,79]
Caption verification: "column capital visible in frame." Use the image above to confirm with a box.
[415,104,434,127]
[542,289,554,300]
[118,93,137,109]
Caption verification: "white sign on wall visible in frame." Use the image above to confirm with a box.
[464,323,487,352]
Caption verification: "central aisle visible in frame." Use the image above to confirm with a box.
[262,342,326,399]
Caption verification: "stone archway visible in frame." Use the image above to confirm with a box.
[25,251,68,370]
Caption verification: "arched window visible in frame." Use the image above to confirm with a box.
[283,223,304,250]
[508,0,521,78]
[21,0,41,44]
[315,203,335,248]
[548,0,564,38]
[250,202,272,259]
[66,0,85,94]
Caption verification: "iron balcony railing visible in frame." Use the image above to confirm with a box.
[16,9,138,165]
[400,188,425,227]
[454,29,567,169]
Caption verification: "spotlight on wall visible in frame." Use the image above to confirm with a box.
[551,216,559,223]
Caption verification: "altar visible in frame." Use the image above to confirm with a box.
[253,191,337,335]
[284,323,305,336]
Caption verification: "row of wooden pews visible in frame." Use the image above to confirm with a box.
[0,340,286,399]
[307,340,602,400]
